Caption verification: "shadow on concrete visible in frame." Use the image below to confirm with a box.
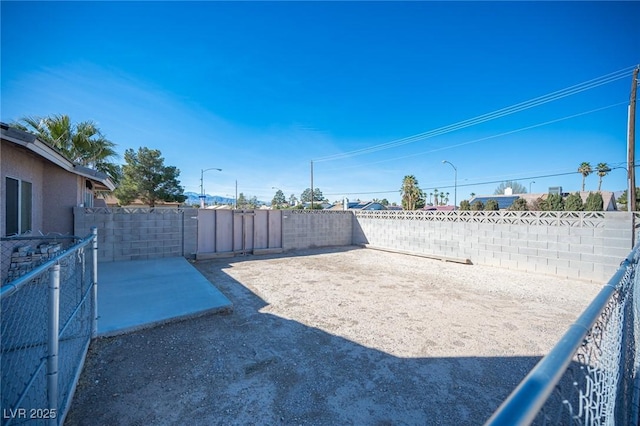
[67,255,546,425]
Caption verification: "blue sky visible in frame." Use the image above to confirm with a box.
[1,1,638,205]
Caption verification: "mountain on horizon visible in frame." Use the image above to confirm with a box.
[184,192,236,206]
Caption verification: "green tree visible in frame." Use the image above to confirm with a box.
[14,114,120,183]
[616,188,640,211]
[578,162,593,191]
[542,193,565,211]
[507,198,528,211]
[596,163,610,191]
[237,193,248,209]
[484,199,499,211]
[585,192,604,211]
[114,147,186,207]
[301,188,324,202]
[271,190,286,208]
[248,196,259,209]
[494,181,527,195]
[564,192,584,211]
[400,175,426,210]
[471,200,484,211]
[433,188,439,206]
[459,200,471,211]
[529,198,544,211]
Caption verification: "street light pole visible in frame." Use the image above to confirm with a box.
[529,181,535,194]
[442,160,457,208]
[200,167,222,208]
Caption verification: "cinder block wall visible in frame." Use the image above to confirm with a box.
[282,210,353,250]
[74,207,198,262]
[353,211,633,283]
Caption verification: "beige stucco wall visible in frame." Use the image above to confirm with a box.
[1,141,45,236]
[1,140,82,236]
[42,163,81,235]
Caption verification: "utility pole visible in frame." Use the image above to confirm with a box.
[629,66,638,210]
[310,161,314,210]
[628,65,638,246]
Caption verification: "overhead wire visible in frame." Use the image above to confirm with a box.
[322,101,628,171]
[313,65,636,163]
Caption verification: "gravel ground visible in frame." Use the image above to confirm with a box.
[65,247,601,425]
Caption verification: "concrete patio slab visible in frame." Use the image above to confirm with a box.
[97,257,232,337]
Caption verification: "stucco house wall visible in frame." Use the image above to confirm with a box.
[42,162,84,235]
[1,123,116,237]
[1,141,45,236]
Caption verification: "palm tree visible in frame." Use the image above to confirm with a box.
[470,192,476,199]
[439,191,445,206]
[14,115,119,183]
[596,163,610,191]
[401,175,425,210]
[578,162,593,192]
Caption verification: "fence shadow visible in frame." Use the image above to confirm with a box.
[65,257,551,425]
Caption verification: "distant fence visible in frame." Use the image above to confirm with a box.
[1,230,97,426]
[485,240,640,425]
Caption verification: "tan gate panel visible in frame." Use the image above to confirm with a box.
[215,209,234,253]
[268,210,282,248]
[197,209,216,254]
[254,210,269,249]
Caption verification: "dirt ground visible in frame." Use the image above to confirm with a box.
[65,247,602,425]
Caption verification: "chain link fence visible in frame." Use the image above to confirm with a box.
[486,242,640,425]
[1,230,97,426]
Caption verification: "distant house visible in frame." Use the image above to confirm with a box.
[326,201,387,211]
[1,123,115,236]
[424,205,456,211]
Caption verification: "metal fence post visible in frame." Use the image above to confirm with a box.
[91,226,98,338]
[48,263,60,425]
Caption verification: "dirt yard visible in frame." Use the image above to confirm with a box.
[65,247,601,425]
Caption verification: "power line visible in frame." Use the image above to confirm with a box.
[314,66,636,163]
[322,101,627,172]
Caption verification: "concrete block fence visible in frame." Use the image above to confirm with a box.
[74,207,197,262]
[353,210,633,283]
[74,207,635,282]
[282,210,353,250]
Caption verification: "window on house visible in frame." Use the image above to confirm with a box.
[5,177,32,235]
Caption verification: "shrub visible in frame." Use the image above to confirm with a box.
[542,193,564,211]
[508,198,528,211]
[585,192,604,211]
[459,200,471,211]
[484,199,499,211]
[564,192,584,211]
[471,201,484,211]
